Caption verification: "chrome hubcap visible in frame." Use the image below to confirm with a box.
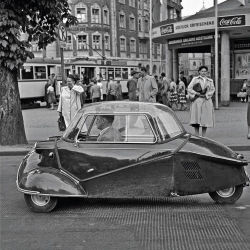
[216,187,235,198]
[31,195,50,206]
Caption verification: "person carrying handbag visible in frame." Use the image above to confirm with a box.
[47,80,56,110]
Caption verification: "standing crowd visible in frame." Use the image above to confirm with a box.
[45,65,250,139]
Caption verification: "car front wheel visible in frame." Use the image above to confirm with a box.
[209,185,243,204]
[24,194,58,213]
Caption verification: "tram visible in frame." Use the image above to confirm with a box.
[18,58,61,105]
[18,58,139,105]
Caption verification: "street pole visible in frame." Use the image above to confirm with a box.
[214,0,219,109]
[60,47,65,86]
[149,0,153,75]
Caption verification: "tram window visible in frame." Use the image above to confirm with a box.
[100,67,107,80]
[115,68,122,79]
[108,68,114,79]
[34,66,46,79]
[21,66,34,80]
[122,68,128,79]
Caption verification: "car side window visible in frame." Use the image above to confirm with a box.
[77,114,156,143]
[126,115,155,143]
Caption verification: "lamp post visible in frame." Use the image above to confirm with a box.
[149,0,153,75]
[214,0,219,109]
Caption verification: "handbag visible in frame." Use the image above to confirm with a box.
[237,92,247,98]
[57,116,66,132]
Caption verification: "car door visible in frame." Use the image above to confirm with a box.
[57,113,175,198]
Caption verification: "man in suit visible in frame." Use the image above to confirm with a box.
[96,115,122,142]
[137,67,158,103]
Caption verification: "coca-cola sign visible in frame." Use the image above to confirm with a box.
[160,24,174,35]
[218,15,245,27]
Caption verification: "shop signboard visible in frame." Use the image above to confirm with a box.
[234,40,250,50]
[218,15,246,28]
[168,33,220,49]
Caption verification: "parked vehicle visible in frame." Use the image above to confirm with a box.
[16,102,249,212]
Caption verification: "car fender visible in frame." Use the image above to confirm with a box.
[17,167,87,197]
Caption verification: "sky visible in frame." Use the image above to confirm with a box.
[181,0,227,17]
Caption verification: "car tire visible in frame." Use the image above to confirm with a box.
[209,185,243,204]
[24,194,58,213]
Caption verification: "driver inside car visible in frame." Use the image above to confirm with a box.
[96,115,122,142]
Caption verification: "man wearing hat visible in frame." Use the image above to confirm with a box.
[137,67,158,103]
[127,70,140,101]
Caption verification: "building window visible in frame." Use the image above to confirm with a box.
[104,35,110,50]
[119,0,125,4]
[103,8,109,25]
[157,44,160,55]
[139,41,147,54]
[138,19,142,31]
[138,0,142,9]
[119,13,126,28]
[130,39,136,53]
[169,8,174,19]
[65,35,72,50]
[91,8,100,23]
[129,0,135,7]
[144,0,148,9]
[77,35,87,50]
[120,37,126,52]
[129,15,135,30]
[76,7,87,23]
[144,19,149,32]
[93,35,101,50]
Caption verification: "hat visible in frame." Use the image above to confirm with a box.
[131,70,139,76]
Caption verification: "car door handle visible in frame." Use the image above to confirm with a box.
[87,168,95,173]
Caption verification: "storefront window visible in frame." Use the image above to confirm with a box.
[34,66,46,79]
[235,53,250,79]
[21,66,33,79]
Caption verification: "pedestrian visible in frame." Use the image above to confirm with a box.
[44,80,50,108]
[116,80,123,100]
[107,77,117,101]
[88,77,96,101]
[49,73,57,96]
[156,74,164,103]
[177,71,188,89]
[187,65,215,137]
[187,75,194,85]
[240,79,248,102]
[57,74,84,127]
[246,78,250,139]
[91,81,101,102]
[127,70,140,101]
[97,79,103,100]
[106,77,111,101]
[137,66,158,103]
[47,81,56,110]
[177,79,187,111]
[161,74,170,107]
[169,77,179,110]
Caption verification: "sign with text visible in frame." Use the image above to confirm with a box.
[218,15,246,28]
[234,40,250,50]
[168,33,220,49]
[160,24,174,35]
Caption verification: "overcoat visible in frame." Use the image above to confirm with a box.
[187,76,215,128]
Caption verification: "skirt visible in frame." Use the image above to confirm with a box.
[178,93,186,104]
[47,92,56,103]
[170,92,178,103]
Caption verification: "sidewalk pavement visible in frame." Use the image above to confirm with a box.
[0,102,249,160]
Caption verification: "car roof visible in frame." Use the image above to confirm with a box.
[79,101,174,117]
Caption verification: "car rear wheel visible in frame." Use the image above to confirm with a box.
[24,194,58,213]
[209,185,243,204]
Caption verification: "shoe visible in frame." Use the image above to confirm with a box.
[247,135,250,139]
[50,108,54,110]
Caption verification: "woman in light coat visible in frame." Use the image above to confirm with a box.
[187,66,215,137]
[57,75,84,127]
[246,79,250,139]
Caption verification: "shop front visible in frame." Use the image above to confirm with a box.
[152,0,250,105]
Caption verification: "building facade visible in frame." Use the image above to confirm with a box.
[24,0,183,77]
[152,0,250,105]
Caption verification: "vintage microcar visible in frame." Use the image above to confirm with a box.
[16,101,249,212]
